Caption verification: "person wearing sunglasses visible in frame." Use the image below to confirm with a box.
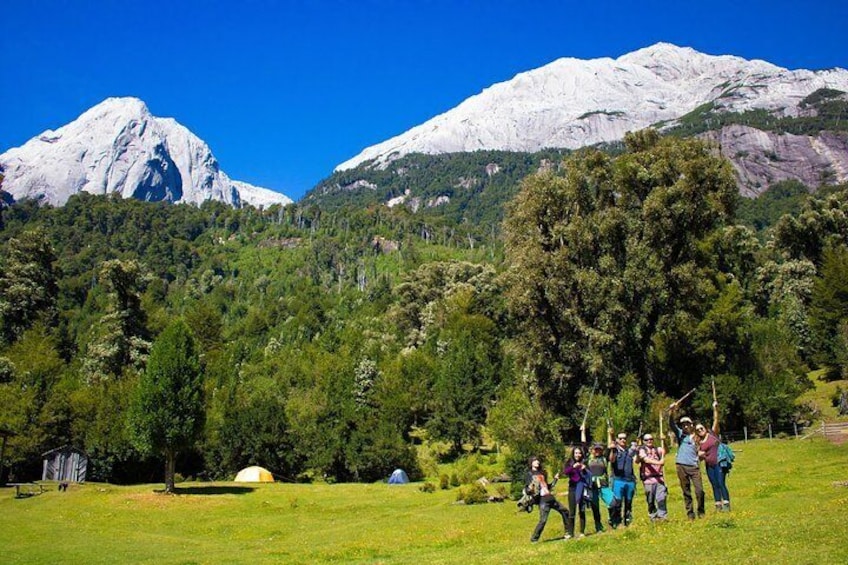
[607,427,638,528]
[668,405,705,520]
[636,433,668,521]
[696,401,730,511]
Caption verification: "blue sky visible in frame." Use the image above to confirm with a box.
[2,0,846,201]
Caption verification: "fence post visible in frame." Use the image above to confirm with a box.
[794,422,798,439]
[744,426,748,443]
[768,423,773,440]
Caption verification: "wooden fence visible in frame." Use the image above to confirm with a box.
[799,421,848,443]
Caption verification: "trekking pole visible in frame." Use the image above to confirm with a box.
[581,375,599,432]
[711,377,717,404]
[657,411,666,481]
[668,387,697,411]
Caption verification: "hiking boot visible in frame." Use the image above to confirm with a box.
[562,534,573,540]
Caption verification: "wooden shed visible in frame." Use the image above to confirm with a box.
[42,446,88,483]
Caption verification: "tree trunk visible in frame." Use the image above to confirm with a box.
[164,449,176,493]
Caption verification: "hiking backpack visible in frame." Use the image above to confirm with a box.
[718,442,735,471]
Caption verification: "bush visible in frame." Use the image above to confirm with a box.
[439,474,450,490]
[419,482,436,493]
[832,386,845,407]
[449,472,460,487]
[456,482,489,504]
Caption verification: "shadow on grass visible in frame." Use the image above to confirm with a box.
[169,485,256,496]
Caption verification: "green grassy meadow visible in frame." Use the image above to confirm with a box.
[2,438,847,565]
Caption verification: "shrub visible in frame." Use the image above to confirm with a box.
[439,474,450,490]
[449,472,460,487]
[419,482,436,493]
[456,483,489,504]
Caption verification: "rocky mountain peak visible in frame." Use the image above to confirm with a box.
[0,97,292,208]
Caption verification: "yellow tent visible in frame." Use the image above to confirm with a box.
[234,466,274,483]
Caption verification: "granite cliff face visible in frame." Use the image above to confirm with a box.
[703,126,848,196]
[334,42,848,197]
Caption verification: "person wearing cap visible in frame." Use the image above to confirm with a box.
[584,437,609,533]
[525,456,569,543]
[607,426,638,528]
[669,406,705,519]
[636,432,668,521]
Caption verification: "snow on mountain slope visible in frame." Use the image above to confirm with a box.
[0,97,292,208]
[336,43,848,171]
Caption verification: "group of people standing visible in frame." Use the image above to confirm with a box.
[524,401,733,542]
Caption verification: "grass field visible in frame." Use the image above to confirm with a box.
[799,372,848,422]
[2,438,847,564]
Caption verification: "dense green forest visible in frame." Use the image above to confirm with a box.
[659,87,848,138]
[305,149,571,231]
[1,132,848,489]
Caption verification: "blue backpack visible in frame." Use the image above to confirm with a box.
[718,442,735,471]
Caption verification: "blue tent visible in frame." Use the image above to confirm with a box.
[388,468,409,484]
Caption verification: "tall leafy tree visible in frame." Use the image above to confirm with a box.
[83,260,151,382]
[810,244,848,377]
[0,228,59,345]
[772,188,848,264]
[502,131,738,423]
[129,319,204,492]
[427,308,502,452]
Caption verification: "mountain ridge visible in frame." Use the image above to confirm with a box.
[0,97,292,208]
[335,42,848,176]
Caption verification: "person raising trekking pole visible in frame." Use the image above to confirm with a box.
[696,401,731,511]
[580,425,608,534]
[636,432,668,521]
[608,426,638,528]
[668,405,705,520]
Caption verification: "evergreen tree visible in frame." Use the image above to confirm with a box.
[810,244,848,377]
[129,319,204,492]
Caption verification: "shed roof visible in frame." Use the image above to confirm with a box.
[41,445,89,457]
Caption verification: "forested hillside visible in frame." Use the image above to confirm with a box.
[306,88,848,224]
[1,133,847,488]
[305,149,572,232]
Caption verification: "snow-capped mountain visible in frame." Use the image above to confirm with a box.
[0,97,292,208]
[335,42,848,182]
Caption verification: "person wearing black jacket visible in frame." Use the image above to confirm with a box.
[607,427,638,528]
[525,456,569,542]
